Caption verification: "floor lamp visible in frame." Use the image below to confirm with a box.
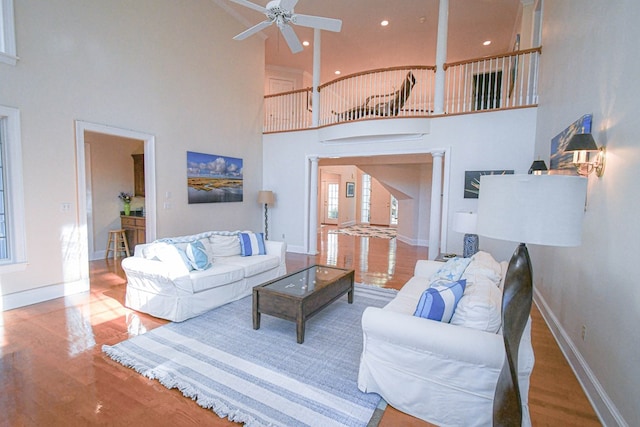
[476,175,587,426]
[257,190,275,240]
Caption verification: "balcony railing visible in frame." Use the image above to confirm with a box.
[263,47,541,133]
[443,47,541,114]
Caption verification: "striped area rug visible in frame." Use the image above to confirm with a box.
[103,284,396,427]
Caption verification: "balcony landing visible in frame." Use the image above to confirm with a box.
[318,117,430,144]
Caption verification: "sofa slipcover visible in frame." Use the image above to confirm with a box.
[121,231,286,322]
[357,252,534,426]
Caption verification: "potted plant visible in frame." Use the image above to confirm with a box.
[119,192,133,215]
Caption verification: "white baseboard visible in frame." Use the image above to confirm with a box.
[286,245,308,254]
[397,234,428,248]
[2,279,90,311]
[533,289,627,427]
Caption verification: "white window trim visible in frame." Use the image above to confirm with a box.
[0,0,18,66]
[0,105,27,272]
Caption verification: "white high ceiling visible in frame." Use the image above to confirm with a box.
[220,0,524,84]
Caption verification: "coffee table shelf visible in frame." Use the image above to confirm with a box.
[252,265,354,343]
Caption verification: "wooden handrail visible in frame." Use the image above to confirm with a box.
[443,47,542,70]
[264,87,312,99]
[318,65,435,91]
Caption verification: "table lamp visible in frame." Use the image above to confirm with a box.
[477,174,587,426]
[453,211,479,258]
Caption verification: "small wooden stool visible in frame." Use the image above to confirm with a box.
[105,229,130,259]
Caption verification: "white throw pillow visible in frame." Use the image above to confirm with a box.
[463,251,502,287]
[450,278,503,333]
[152,242,191,276]
[208,234,241,257]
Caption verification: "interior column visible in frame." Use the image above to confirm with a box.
[433,0,449,114]
[308,156,319,254]
[428,151,444,259]
[312,29,321,127]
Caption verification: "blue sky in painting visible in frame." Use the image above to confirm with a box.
[187,151,243,179]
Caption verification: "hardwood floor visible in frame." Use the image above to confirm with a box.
[0,226,600,426]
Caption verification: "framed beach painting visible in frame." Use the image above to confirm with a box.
[346,182,355,197]
[550,114,592,173]
[464,169,514,198]
[187,151,243,204]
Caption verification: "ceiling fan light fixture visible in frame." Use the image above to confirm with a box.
[380,20,389,27]
[229,0,342,54]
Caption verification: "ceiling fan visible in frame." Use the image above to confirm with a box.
[228,0,342,54]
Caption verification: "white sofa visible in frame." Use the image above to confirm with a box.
[357,251,535,427]
[121,231,286,322]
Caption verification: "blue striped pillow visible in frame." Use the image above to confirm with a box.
[239,232,266,256]
[414,279,467,322]
[185,240,211,270]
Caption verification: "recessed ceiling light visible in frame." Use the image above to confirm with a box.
[483,40,492,46]
[334,70,341,75]
[380,20,389,27]
[302,40,310,46]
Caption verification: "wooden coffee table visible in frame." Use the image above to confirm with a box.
[252,265,354,344]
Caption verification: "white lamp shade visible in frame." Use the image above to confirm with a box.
[477,175,587,247]
[257,190,275,205]
[453,212,478,234]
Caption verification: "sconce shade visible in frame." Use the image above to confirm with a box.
[257,190,275,205]
[477,175,587,247]
[564,133,606,177]
[528,160,548,175]
[453,212,478,234]
[565,133,598,152]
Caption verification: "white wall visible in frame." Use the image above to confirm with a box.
[0,0,264,302]
[532,1,640,425]
[263,108,537,255]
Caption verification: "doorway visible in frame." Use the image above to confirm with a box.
[309,152,445,256]
[74,121,156,278]
[321,174,340,225]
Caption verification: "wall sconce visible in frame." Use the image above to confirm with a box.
[564,133,606,177]
[528,160,548,175]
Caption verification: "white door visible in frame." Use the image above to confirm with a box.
[322,179,340,225]
[268,78,294,95]
[369,177,391,226]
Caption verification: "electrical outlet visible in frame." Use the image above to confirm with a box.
[282,234,285,239]
[581,325,587,341]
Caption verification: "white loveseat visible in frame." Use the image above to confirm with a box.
[121,231,286,322]
[357,251,535,427]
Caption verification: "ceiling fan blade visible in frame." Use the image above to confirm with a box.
[226,0,266,14]
[292,14,342,32]
[233,20,273,40]
[280,0,299,10]
[279,24,303,53]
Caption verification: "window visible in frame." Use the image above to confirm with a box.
[0,0,17,66]
[0,105,26,269]
[361,174,371,223]
[327,183,339,219]
[390,195,398,225]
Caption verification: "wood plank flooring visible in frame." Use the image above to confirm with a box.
[0,226,601,426]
